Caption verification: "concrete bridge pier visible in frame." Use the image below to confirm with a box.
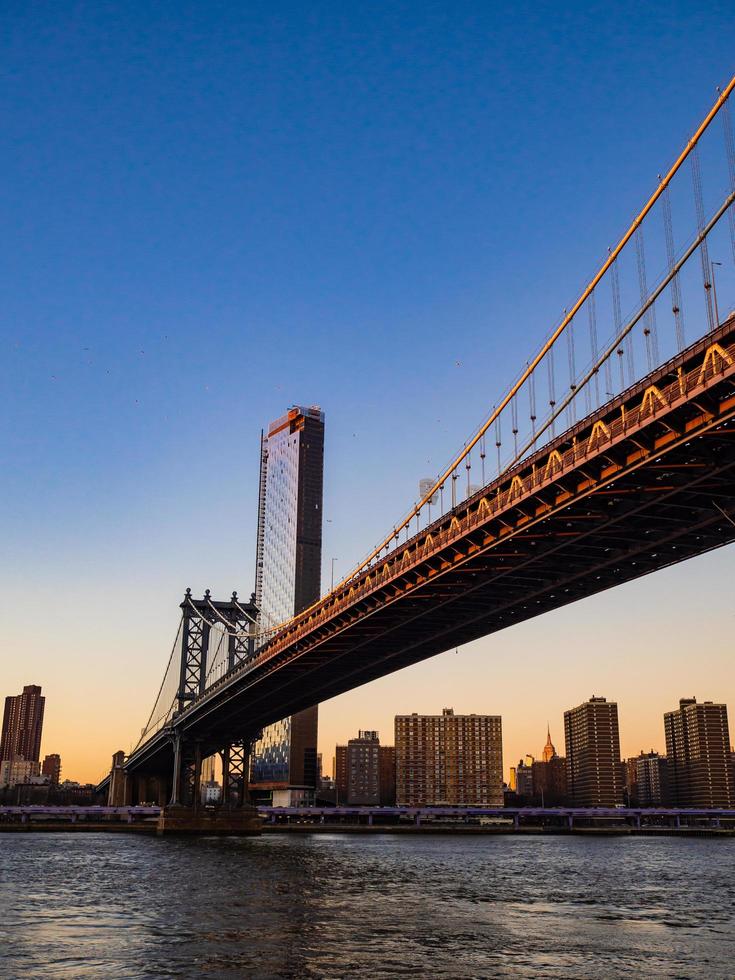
[108,751,132,806]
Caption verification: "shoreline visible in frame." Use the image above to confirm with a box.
[1,822,733,837]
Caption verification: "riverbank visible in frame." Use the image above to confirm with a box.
[2,821,734,837]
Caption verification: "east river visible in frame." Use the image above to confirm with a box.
[1,833,734,978]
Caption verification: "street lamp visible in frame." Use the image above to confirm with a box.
[711,261,722,328]
[330,557,338,591]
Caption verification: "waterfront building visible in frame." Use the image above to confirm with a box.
[379,744,396,806]
[664,698,734,807]
[249,406,325,806]
[42,753,61,786]
[0,757,41,787]
[564,696,623,806]
[336,732,397,805]
[515,757,534,802]
[395,708,503,806]
[334,745,348,804]
[1,685,45,763]
[635,751,670,807]
[346,731,381,805]
[623,757,639,806]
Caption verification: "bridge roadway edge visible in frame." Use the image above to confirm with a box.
[124,316,735,778]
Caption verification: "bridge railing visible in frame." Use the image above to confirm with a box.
[178,313,734,719]
[130,78,735,748]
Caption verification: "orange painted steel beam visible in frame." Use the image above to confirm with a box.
[338,75,735,588]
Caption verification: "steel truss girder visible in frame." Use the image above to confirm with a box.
[128,320,735,769]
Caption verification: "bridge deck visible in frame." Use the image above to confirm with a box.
[128,316,735,771]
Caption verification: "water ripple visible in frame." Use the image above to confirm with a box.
[0,833,733,978]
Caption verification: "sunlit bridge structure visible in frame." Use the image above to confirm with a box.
[106,79,735,821]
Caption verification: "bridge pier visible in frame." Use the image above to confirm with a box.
[155,730,261,834]
[156,804,261,836]
[169,734,183,806]
[108,751,132,806]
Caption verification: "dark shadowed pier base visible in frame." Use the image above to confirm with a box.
[156,805,262,835]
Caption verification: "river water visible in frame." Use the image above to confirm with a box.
[1,832,733,978]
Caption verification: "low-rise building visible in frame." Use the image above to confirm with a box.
[42,754,62,786]
[0,757,41,788]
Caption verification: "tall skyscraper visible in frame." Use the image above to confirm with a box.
[249,405,325,806]
[532,726,567,805]
[395,708,503,806]
[564,696,623,806]
[1,685,45,763]
[541,724,556,762]
[664,698,734,807]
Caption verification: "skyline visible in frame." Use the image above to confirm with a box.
[2,4,735,783]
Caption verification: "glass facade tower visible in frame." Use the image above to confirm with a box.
[249,405,324,805]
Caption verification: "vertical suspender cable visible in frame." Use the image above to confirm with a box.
[661,180,685,351]
[610,253,632,385]
[588,291,601,408]
[721,93,735,263]
[635,226,659,370]
[691,145,716,332]
[547,346,556,437]
[566,315,577,426]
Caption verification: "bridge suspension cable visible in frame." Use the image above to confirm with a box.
[134,616,184,749]
[329,74,735,593]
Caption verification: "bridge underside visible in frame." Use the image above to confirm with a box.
[127,319,735,776]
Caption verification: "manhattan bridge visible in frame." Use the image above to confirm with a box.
[104,79,735,825]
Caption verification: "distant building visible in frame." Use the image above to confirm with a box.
[531,729,567,806]
[1,685,45,763]
[346,731,381,805]
[336,732,396,806]
[635,751,669,807]
[334,745,348,804]
[622,757,639,807]
[541,725,556,763]
[42,754,61,786]
[249,406,325,806]
[395,708,503,806]
[564,696,623,806]
[0,758,41,787]
[201,780,222,804]
[515,757,534,802]
[379,745,396,806]
[664,698,734,807]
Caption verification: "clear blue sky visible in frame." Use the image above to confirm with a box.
[1,1,733,780]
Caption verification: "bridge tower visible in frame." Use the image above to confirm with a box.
[153,589,263,832]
